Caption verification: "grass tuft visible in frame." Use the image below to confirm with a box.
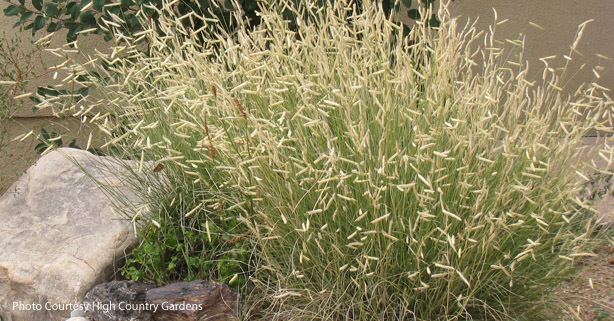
[48,1,612,320]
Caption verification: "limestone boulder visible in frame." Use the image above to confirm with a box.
[0,148,141,321]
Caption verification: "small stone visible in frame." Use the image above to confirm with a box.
[146,280,239,321]
[84,280,156,321]
[82,280,239,321]
[608,257,614,265]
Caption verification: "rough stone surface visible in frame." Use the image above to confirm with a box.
[82,280,238,321]
[83,281,155,321]
[71,308,86,318]
[594,193,614,228]
[147,281,239,321]
[0,148,140,321]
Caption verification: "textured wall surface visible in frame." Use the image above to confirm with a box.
[448,1,614,97]
[1,1,613,112]
[0,1,105,118]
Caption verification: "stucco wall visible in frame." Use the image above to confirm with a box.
[448,1,614,97]
[0,1,105,118]
[1,0,613,111]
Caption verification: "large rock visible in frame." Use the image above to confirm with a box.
[0,148,140,321]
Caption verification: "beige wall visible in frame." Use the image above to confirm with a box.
[448,0,614,97]
[0,2,105,193]
[0,1,104,118]
[1,0,614,107]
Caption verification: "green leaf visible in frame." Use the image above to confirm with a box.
[66,1,77,11]
[402,24,411,37]
[33,15,45,32]
[14,11,33,28]
[69,3,81,19]
[40,128,49,139]
[45,3,59,16]
[402,0,411,7]
[77,87,89,100]
[67,26,81,42]
[80,11,96,25]
[29,96,42,104]
[3,5,21,16]
[68,139,80,149]
[75,74,89,82]
[47,21,62,32]
[21,10,33,20]
[428,14,440,28]
[32,0,43,11]
[37,86,67,97]
[408,8,421,20]
[93,0,105,11]
[106,4,121,15]
[167,262,176,271]
[35,142,47,154]
[126,13,139,29]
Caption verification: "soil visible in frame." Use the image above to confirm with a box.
[551,137,614,321]
[556,243,614,321]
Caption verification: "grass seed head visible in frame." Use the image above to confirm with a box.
[49,0,614,320]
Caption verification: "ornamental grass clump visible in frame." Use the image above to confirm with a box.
[47,0,613,320]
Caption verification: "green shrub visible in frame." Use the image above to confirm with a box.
[3,0,258,42]
[121,178,251,286]
[3,0,435,43]
[50,0,612,320]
